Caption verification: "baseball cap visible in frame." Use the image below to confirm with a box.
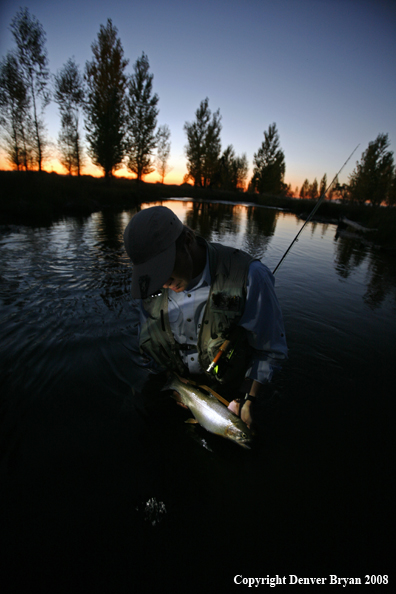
[124,206,184,299]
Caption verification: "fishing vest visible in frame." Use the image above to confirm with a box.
[139,238,255,383]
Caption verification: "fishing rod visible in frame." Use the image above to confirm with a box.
[206,145,360,376]
[272,144,360,275]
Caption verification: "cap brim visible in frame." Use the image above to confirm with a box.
[131,242,176,299]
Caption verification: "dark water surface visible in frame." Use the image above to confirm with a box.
[1,200,395,591]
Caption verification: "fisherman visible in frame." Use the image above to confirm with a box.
[123,205,287,429]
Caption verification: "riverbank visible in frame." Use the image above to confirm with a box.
[1,170,395,249]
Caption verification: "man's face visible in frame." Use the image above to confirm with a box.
[162,244,193,293]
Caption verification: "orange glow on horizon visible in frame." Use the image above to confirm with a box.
[0,154,302,192]
[0,154,187,185]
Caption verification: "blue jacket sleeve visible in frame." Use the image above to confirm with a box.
[238,261,288,384]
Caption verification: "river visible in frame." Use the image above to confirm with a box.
[1,199,395,591]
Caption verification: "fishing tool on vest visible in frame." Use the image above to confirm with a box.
[272,144,360,275]
[206,338,231,373]
[206,326,245,378]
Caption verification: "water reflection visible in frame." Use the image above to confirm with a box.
[184,201,243,240]
[243,206,276,259]
[332,230,396,310]
[2,202,396,324]
[334,234,370,279]
[364,251,396,309]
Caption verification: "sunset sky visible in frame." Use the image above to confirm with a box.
[1,0,395,192]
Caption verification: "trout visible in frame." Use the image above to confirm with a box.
[163,374,252,449]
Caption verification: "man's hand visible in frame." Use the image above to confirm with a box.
[174,393,188,409]
[172,375,189,409]
[228,398,253,428]
[228,379,263,428]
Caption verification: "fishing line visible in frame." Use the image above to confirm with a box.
[272,144,360,275]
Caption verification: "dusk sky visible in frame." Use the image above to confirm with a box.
[1,0,395,191]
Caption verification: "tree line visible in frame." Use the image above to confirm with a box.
[0,10,169,181]
[0,8,287,192]
[296,134,396,207]
[1,9,395,204]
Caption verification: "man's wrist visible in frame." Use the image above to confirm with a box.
[240,378,269,399]
[244,393,255,402]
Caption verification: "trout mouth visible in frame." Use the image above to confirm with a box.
[225,424,252,448]
[236,439,251,449]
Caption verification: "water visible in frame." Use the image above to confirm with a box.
[1,200,395,590]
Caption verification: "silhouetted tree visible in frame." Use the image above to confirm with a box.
[0,52,31,169]
[308,178,318,200]
[349,134,394,206]
[333,176,349,203]
[155,124,171,183]
[126,53,159,181]
[387,174,396,207]
[233,153,248,190]
[10,8,50,171]
[299,179,309,198]
[54,58,84,175]
[284,183,293,197]
[250,123,285,195]
[215,145,248,190]
[84,19,128,179]
[184,98,222,187]
[319,173,327,198]
[327,174,339,201]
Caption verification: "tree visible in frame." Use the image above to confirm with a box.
[0,52,31,170]
[215,145,248,190]
[234,153,249,190]
[299,179,309,198]
[84,19,128,179]
[349,134,394,206]
[10,8,50,171]
[319,173,327,198]
[250,123,285,195]
[155,124,171,183]
[284,184,294,197]
[308,178,318,200]
[54,58,84,175]
[184,97,222,187]
[126,53,159,181]
[387,174,396,207]
[332,175,349,203]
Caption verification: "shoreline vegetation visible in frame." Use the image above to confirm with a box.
[1,170,395,251]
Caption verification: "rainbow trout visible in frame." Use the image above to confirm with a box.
[163,374,252,449]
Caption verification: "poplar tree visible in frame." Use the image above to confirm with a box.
[155,124,171,183]
[348,134,394,206]
[0,52,31,170]
[216,145,248,190]
[319,173,327,198]
[54,58,84,175]
[84,19,128,178]
[299,179,309,198]
[10,8,50,171]
[184,97,222,187]
[126,53,159,181]
[308,178,318,200]
[251,123,285,195]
